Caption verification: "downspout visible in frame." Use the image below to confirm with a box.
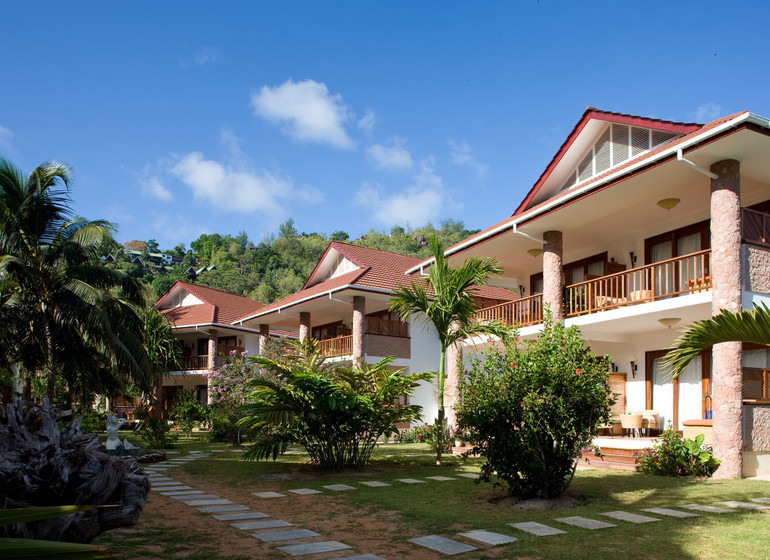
[512,223,546,244]
[676,149,719,180]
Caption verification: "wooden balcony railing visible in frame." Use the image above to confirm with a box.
[743,208,770,247]
[473,293,543,328]
[183,355,208,370]
[366,317,409,337]
[317,335,354,357]
[565,249,711,317]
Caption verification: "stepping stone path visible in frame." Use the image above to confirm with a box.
[359,481,391,487]
[323,484,356,491]
[509,521,566,536]
[254,491,286,498]
[752,497,770,504]
[641,507,699,518]
[425,476,457,481]
[289,488,323,495]
[600,511,659,524]
[555,516,616,530]
[456,473,480,479]
[232,519,292,530]
[213,511,270,521]
[459,529,517,545]
[679,504,736,514]
[396,478,425,484]
[255,529,321,542]
[278,541,351,556]
[198,504,250,513]
[409,535,477,555]
[716,500,770,510]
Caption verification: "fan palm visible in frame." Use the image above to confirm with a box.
[664,304,770,378]
[389,235,502,465]
[0,157,150,405]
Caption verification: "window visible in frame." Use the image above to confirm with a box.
[530,252,607,293]
[743,349,770,401]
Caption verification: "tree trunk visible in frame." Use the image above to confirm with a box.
[436,346,446,466]
[45,319,56,403]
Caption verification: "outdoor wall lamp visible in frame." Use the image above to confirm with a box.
[629,251,637,265]
[630,360,638,378]
[518,285,526,295]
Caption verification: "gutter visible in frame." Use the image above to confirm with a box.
[172,322,261,334]
[405,111,769,275]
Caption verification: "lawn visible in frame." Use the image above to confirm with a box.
[93,439,770,560]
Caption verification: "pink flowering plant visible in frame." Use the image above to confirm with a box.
[458,310,614,498]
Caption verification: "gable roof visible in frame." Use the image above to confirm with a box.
[155,281,264,327]
[408,108,765,273]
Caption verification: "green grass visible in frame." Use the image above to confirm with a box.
[96,442,770,560]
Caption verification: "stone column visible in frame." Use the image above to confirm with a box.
[352,296,366,368]
[299,312,311,342]
[207,330,218,370]
[259,324,271,355]
[445,331,463,435]
[543,230,564,322]
[710,159,743,478]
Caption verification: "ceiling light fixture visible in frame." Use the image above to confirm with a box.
[527,248,543,257]
[657,197,681,211]
[658,317,681,329]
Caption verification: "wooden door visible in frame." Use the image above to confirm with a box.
[607,373,627,416]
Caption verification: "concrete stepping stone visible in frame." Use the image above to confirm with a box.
[716,500,770,510]
[150,481,184,487]
[329,556,386,560]
[182,498,232,506]
[641,507,699,518]
[425,476,457,481]
[459,529,517,545]
[197,504,249,513]
[174,494,220,501]
[508,521,566,536]
[148,476,173,482]
[396,478,424,484]
[213,511,270,521]
[679,504,736,514]
[232,519,292,530]
[555,516,615,530]
[211,449,226,452]
[324,484,356,491]
[600,511,659,524]
[253,529,320,542]
[166,450,182,454]
[409,535,477,555]
[278,541,351,556]
[359,481,391,487]
[151,485,192,492]
[230,449,244,452]
[254,491,286,498]
[289,488,323,495]
[163,490,206,497]
[751,498,770,504]
[456,473,480,479]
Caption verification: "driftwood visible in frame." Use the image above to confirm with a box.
[0,400,150,543]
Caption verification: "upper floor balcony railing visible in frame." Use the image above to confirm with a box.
[317,335,353,357]
[743,208,770,247]
[182,355,208,370]
[473,293,543,328]
[565,249,711,317]
[472,249,712,328]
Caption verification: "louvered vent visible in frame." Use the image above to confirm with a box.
[559,123,682,192]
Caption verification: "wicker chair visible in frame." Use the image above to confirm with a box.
[641,410,660,436]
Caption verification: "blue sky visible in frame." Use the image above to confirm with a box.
[2,1,769,250]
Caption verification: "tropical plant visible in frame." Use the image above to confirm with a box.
[168,389,205,436]
[141,307,181,413]
[239,339,432,470]
[664,303,770,377]
[458,313,614,499]
[389,235,502,465]
[636,427,720,477]
[0,157,151,405]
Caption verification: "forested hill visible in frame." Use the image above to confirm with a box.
[104,219,480,304]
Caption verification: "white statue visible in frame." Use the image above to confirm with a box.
[105,413,125,450]
[122,437,138,450]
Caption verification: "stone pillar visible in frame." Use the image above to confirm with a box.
[259,324,271,355]
[445,332,463,435]
[299,312,311,342]
[207,330,218,370]
[352,296,366,368]
[710,159,743,478]
[543,230,564,322]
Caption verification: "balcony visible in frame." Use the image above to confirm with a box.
[473,250,711,327]
[182,355,208,370]
[318,335,353,357]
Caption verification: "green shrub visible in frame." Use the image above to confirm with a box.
[399,423,433,443]
[458,312,613,499]
[78,410,106,434]
[134,416,177,449]
[636,427,720,477]
[208,409,255,445]
[168,389,205,436]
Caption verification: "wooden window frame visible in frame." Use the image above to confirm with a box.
[644,220,710,265]
[530,252,608,294]
[645,349,711,427]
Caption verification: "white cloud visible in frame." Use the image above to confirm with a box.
[355,158,461,226]
[141,176,174,202]
[251,79,354,149]
[193,46,221,66]
[448,139,488,178]
[366,137,413,171]
[102,204,135,226]
[357,109,376,132]
[0,125,13,150]
[151,212,210,247]
[693,102,722,123]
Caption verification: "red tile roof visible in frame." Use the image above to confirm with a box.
[421,109,751,265]
[156,281,264,328]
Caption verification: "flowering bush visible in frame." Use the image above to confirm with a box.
[458,311,613,498]
[399,423,433,443]
[636,427,720,477]
[133,411,177,449]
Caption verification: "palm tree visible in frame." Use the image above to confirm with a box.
[390,235,502,465]
[142,307,182,415]
[0,157,150,405]
[664,304,770,377]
